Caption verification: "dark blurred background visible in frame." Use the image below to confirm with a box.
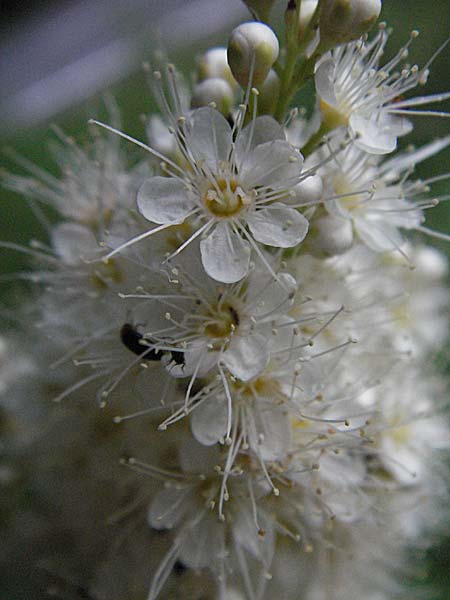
[0,1,449,597]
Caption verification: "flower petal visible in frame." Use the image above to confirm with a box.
[240,140,303,189]
[51,223,99,265]
[147,487,192,529]
[184,106,232,166]
[137,176,194,224]
[247,403,292,462]
[349,114,398,155]
[178,515,223,569]
[315,58,338,107]
[249,273,297,319]
[191,395,228,446]
[354,217,404,252]
[247,204,309,248]
[222,333,269,381]
[235,115,284,162]
[200,222,251,283]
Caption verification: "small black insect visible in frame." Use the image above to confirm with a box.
[173,560,187,575]
[120,323,162,361]
[120,323,185,368]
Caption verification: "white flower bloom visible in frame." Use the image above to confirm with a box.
[364,366,450,485]
[315,26,450,153]
[4,121,147,229]
[145,439,276,599]
[310,133,450,253]
[134,106,310,282]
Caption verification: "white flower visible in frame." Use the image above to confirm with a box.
[136,106,310,282]
[145,439,276,599]
[4,121,146,229]
[363,366,450,485]
[311,133,450,253]
[315,26,450,154]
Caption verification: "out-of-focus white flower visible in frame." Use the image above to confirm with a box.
[3,122,145,229]
[310,133,450,252]
[315,26,450,153]
[146,439,276,599]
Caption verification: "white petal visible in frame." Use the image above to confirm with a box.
[178,515,223,569]
[350,114,397,155]
[241,141,303,189]
[233,506,275,564]
[247,404,292,462]
[184,106,232,166]
[222,333,269,381]
[200,222,251,283]
[137,176,194,224]
[247,204,309,248]
[147,487,191,529]
[249,273,297,319]
[235,115,284,161]
[191,395,228,446]
[354,217,404,252]
[314,58,338,107]
[51,223,98,265]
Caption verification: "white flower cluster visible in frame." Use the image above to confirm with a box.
[2,3,450,599]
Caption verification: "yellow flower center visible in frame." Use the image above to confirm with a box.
[204,302,240,338]
[332,173,365,212]
[204,178,251,217]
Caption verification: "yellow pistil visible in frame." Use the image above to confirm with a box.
[204,178,251,218]
[204,302,240,338]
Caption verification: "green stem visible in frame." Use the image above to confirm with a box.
[274,46,299,121]
[301,121,330,157]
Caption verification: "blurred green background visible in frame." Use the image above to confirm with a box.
[0,0,449,597]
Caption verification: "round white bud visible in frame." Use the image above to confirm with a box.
[310,214,353,256]
[319,0,382,44]
[146,115,176,157]
[198,47,236,89]
[191,78,234,115]
[227,22,279,88]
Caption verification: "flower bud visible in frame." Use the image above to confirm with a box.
[227,22,279,88]
[310,214,354,256]
[191,78,234,116]
[298,0,319,38]
[198,47,237,89]
[241,0,275,22]
[319,0,381,45]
